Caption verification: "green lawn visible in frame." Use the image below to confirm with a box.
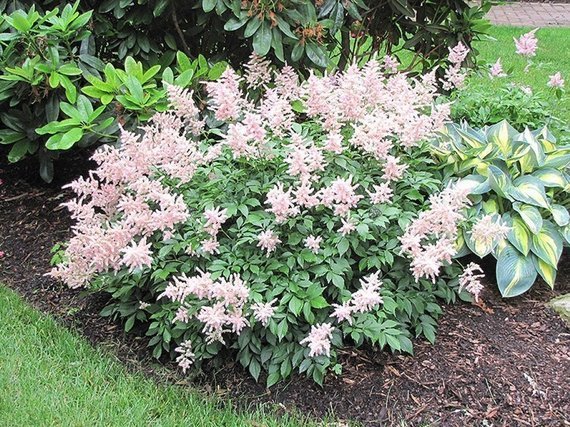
[470,26,570,122]
[0,286,317,427]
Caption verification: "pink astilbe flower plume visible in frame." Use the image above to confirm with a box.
[257,230,281,256]
[489,58,507,79]
[251,298,277,326]
[300,323,335,357]
[515,29,538,57]
[548,72,565,88]
[459,263,485,302]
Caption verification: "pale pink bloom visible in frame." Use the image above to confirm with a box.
[201,237,220,255]
[257,230,281,256]
[0,250,4,259]
[174,307,190,323]
[351,272,383,312]
[226,307,249,334]
[175,340,195,373]
[243,112,266,142]
[470,215,510,248]
[515,29,538,57]
[274,65,300,99]
[244,53,272,89]
[197,302,227,334]
[265,183,299,223]
[211,274,250,308]
[383,55,399,73]
[160,270,214,302]
[368,183,393,204]
[489,58,506,78]
[459,262,485,302]
[305,235,323,254]
[323,132,344,153]
[205,68,243,121]
[331,302,354,324]
[121,237,153,272]
[165,84,203,135]
[322,176,363,216]
[300,323,335,358]
[520,86,533,95]
[251,298,277,326]
[448,42,469,66]
[383,155,408,182]
[338,218,356,236]
[547,72,565,88]
[203,206,228,236]
[294,182,320,208]
[139,301,150,310]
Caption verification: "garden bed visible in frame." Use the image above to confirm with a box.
[0,150,568,426]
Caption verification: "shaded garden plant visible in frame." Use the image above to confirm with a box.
[51,53,472,386]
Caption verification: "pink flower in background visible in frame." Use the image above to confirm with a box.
[300,323,335,357]
[175,340,195,373]
[547,72,565,88]
[351,272,383,313]
[305,235,323,253]
[201,237,220,255]
[121,237,153,272]
[251,298,277,326]
[338,218,356,236]
[489,58,506,78]
[203,207,228,236]
[257,230,281,256]
[244,53,272,89]
[515,29,538,57]
[470,215,510,247]
[448,42,469,66]
[331,302,354,324]
[383,55,399,73]
[459,262,485,302]
[265,183,299,223]
[368,183,393,204]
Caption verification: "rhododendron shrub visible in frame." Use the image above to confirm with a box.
[52,56,467,386]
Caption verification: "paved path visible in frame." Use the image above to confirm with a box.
[487,2,570,27]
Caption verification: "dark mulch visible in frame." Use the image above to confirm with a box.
[1,151,569,427]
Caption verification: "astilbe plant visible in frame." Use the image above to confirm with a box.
[51,52,471,386]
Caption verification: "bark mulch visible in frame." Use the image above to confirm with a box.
[0,152,568,427]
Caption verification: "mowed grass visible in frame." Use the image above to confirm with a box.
[0,286,317,427]
[469,26,570,122]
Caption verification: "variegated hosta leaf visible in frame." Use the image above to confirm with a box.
[563,225,570,245]
[519,127,546,167]
[466,230,497,258]
[496,243,538,297]
[455,126,487,150]
[455,174,490,195]
[530,222,563,268]
[544,150,570,169]
[486,120,518,158]
[487,164,513,199]
[532,168,568,188]
[550,204,570,227]
[482,198,498,215]
[510,175,550,209]
[507,214,531,256]
[513,202,543,235]
[531,126,557,153]
[492,237,509,258]
[532,255,557,289]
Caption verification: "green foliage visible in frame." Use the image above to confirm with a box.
[433,120,570,297]
[0,3,225,181]
[2,0,490,72]
[95,140,465,386]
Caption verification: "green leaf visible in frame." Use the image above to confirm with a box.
[507,215,531,256]
[510,176,550,209]
[252,20,272,56]
[487,165,512,199]
[202,0,217,13]
[496,243,537,297]
[530,223,563,268]
[456,174,490,195]
[244,18,262,38]
[486,120,517,158]
[46,128,83,150]
[305,42,329,68]
[248,359,261,381]
[310,296,329,309]
[532,255,556,289]
[550,204,570,227]
[532,168,568,188]
[7,140,30,162]
[513,202,543,235]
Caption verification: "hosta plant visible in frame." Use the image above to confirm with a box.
[51,54,471,386]
[432,120,570,297]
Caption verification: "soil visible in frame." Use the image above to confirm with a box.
[0,150,569,427]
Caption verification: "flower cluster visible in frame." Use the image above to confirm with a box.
[300,323,335,357]
[442,42,470,90]
[458,262,485,302]
[331,272,383,324]
[400,185,471,282]
[514,29,538,57]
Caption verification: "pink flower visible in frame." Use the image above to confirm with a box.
[470,215,510,248]
[265,183,299,223]
[203,207,228,236]
[175,340,195,373]
[489,59,506,78]
[0,250,5,259]
[331,302,354,324]
[515,29,538,57]
[257,230,281,256]
[459,262,485,302]
[251,298,277,326]
[548,72,565,88]
[383,55,399,73]
[448,42,469,66]
[351,272,383,313]
[121,237,153,272]
[201,237,220,255]
[244,53,272,89]
[300,323,335,357]
[174,307,190,323]
[305,235,322,254]
[368,183,393,204]
[338,218,356,236]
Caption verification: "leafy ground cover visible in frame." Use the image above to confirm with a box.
[468,26,570,122]
[0,284,314,427]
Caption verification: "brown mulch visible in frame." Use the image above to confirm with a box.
[0,151,568,427]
